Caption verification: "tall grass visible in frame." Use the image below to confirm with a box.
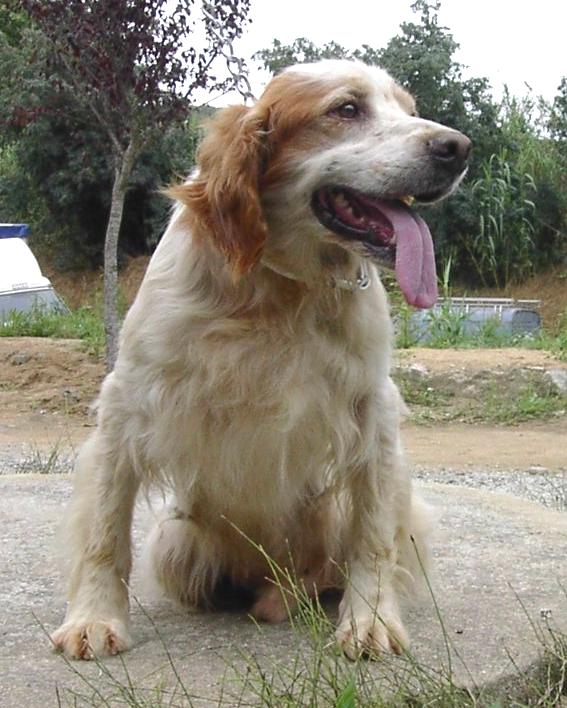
[464,151,537,289]
[51,566,567,707]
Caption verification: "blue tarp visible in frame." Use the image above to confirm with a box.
[0,224,30,238]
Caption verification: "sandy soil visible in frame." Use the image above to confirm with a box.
[395,347,564,372]
[1,338,565,470]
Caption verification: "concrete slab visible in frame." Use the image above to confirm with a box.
[0,474,565,706]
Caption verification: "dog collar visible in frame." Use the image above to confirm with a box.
[263,258,372,292]
[332,261,371,291]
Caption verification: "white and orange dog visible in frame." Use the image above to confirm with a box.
[52,60,470,660]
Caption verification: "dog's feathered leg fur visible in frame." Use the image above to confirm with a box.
[51,385,139,659]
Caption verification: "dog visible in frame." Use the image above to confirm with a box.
[51,59,470,660]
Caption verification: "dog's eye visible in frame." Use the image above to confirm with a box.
[333,102,360,119]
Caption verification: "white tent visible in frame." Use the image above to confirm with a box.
[0,236,51,295]
[0,227,66,320]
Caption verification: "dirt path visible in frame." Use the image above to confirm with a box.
[1,338,566,471]
[404,420,566,469]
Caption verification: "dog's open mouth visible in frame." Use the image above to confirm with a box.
[311,186,438,309]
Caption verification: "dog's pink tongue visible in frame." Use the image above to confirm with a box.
[377,202,438,309]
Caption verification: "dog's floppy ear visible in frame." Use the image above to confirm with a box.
[170,104,269,276]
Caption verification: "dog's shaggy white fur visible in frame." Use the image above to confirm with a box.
[52,60,470,660]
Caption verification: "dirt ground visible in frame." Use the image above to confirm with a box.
[1,337,565,470]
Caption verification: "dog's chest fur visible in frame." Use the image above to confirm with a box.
[123,279,392,523]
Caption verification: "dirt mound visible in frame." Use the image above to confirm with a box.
[0,338,104,419]
[393,347,567,427]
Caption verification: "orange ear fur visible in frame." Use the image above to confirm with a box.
[169,105,269,276]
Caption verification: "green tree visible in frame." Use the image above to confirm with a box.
[0,22,204,268]
[15,0,251,369]
[255,37,349,74]
[549,77,567,142]
[0,4,28,46]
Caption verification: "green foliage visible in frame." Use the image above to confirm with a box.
[1,305,105,357]
[255,37,350,74]
[480,384,565,424]
[0,5,29,46]
[394,304,547,350]
[537,309,567,361]
[549,77,567,142]
[0,23,201,266]
[335,679,357,708]
[465,152,537,287]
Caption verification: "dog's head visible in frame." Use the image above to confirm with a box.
[172,60,471,308]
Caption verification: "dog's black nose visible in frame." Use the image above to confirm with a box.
[427,132,472,172]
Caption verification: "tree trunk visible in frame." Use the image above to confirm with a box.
[103,141,137,371]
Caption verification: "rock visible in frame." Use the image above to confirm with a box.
[408,363,429,376]
[1,476,566,703]
[544,369,567,396]
[10,353,31,366]
[61,388,81,403]
[527,465,549,475]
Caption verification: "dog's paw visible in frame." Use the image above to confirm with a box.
[335,611,409,660]
[250,585,291,623]
[51,618,132,660]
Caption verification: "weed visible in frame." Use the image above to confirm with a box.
[397,376,450,409]
[533,309,567,361]
[464,151,537,289]
[394,304,567,358]
[479,384,566,425]
[50,580,567,706]
[46,530,567,707]
[13,441,74,474]
[1,303,105,357]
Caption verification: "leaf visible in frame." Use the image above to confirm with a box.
[335,678,357,708]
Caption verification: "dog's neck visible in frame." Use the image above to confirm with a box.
[262,256,371,292]
[260,239,372,293]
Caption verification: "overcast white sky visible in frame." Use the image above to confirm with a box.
[218,0,566,104]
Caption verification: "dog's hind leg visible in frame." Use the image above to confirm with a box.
[250,491,342,623]
[144,505,221,608]
[51,428,139,660]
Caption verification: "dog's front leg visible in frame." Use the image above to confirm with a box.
[51,432,139,659]
[336,393,412,659]
[336,457,410,659]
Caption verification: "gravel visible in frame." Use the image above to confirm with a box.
[415,465,567,512]
[1,444,565,512]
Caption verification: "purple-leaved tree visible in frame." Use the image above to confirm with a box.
[18,0,252,369]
